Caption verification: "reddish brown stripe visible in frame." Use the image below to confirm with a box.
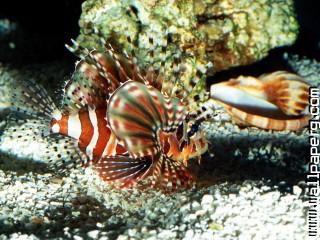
[245,113,253,124]
[299,92,309,102]
[278,90,289,98]
[92,51,118,80]
[59,115,69,136]
[93,108,111,158]
[49,119,57,132]
[263,81,280,102]
[286,116,310,130]
[280,80,289,90]
[267,119,286,130]
[78,62,106,87]
[230,106,307,131]
[295,102,307,111]
[128,85,139,93]
[78,111,94,150]
[116,144,127,154]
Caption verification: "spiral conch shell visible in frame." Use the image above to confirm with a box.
[210,71,310,131]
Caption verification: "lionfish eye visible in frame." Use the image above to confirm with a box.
[187,122,199,138]
[175,122,184,139]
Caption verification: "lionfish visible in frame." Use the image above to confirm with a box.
[6,37,208,191]
[210,71,310,131]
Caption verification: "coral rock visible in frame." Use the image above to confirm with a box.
[77,0,298,91]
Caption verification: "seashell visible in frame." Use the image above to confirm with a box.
[210,71,310,131]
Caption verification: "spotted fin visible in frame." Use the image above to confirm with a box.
[45,135,90,174]
[260,71,309,116]
[6,79,56,120]
[94,155,153,188]
[63,40,145,113]
[107,81,186,157]
[75,48,143,88]
[62,72,109,113]
[4,116,50,138]
[151,154,194,192]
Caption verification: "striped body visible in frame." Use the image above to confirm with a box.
[50,107,126,161]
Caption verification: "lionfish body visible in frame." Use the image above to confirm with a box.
[46,49,135,163]
[210,71,310,131]
[49,107,127,161]
[7,41,208,191]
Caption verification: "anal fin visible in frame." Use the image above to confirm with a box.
[94,155,153,188]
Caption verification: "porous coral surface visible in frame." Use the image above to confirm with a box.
[77,0,298,91]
